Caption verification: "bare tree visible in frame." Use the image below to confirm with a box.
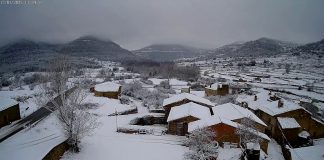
[36,55,99,152]
[184,128,219,160]
[235,117,263,157]
[285,63,291,74]
[159,80,171,89]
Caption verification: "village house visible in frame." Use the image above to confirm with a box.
[162,93,215,121]
[0,98,21,128]
[93,82,121,99]
[212,103,267,133]
[205,82,229,96]
[188,115,270,153]
[167,102,211,136]
[164,99,270,152]
[237,90,324,146]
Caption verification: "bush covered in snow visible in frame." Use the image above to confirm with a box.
[121,81,143,97]
[0,76,12,87]
[184,128,219,160]
[142,90,167,109]
[120,95,131,104]
[129,115,165,125]
[156,87,176,95]
[122,81,167,109]
[23,73,43,85]
[140,78,153,85]
[159,80,171,89]
[13,95,32,103]
[190,83,205,91]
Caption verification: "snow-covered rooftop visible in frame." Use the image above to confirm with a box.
[94,82,121,92]
[205,82,228,90]
[237,90,303,116]
[0,98,18,112]
[188,115,237,132]
[167,102,211,122]
[277,117,301,129]
[163,93,214,107]
[212,103,267,126]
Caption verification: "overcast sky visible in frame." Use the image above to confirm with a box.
[0,0,323,50]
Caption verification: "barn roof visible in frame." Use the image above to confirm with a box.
[188,115,237,132]
[94,82,121,92]
[0,98,18,112]
[212,103,267,126]
[162,93,214,107]
[167,102,211,122]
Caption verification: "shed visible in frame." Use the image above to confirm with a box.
[167,102,211,135]
[94,82,121,99]
[0,98,21,128]
[162,93,214,121]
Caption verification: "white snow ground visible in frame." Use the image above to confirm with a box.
[61,93,187,160]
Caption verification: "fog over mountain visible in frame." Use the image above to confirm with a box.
[0,0,324,50]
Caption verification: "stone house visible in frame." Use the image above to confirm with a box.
[205,82,229,96]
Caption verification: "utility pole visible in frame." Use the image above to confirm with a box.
[115,108,118,132]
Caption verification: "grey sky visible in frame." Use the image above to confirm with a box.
[0,0,323,49]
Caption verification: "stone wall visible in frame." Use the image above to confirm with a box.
[43,141,69,160]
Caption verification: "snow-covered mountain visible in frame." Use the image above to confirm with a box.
[203,37,298,58]
[0,39,59,73]
[292,39,324,56]
[59,36,138,61]
[0,36,141,73]
[133,44,204,62]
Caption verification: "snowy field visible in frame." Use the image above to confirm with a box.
[62,93,188,160]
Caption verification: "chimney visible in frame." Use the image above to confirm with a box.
[254,95,257,101]
[278,100,284,108]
